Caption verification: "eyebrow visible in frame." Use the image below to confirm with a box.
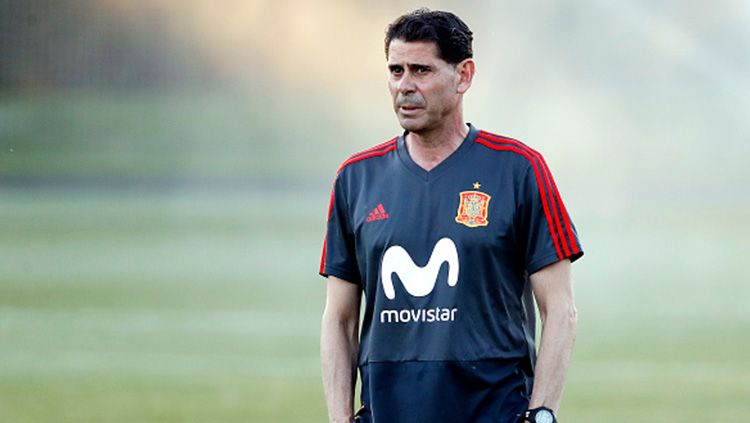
[388,63,432,71]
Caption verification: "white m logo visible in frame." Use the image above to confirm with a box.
[380,237,459,300]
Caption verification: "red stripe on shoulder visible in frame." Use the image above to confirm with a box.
[476,132,578,257]
[475,136,564,260]
[478,130,530,149]
[337,137,398,173]
[348,137,398,159]
[479,131,577,255]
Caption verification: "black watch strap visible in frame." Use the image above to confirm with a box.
[524,406,557,423]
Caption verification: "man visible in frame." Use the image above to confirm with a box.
[319,9,582,423]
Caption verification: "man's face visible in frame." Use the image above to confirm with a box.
[387,39,462,133]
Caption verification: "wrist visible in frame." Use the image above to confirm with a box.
[524,406,557,423]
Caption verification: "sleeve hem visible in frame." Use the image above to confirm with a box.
[319,265,361,285]
[527,250,584,275]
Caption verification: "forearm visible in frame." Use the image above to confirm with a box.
[321,310,359,422]
[528,304,577,412]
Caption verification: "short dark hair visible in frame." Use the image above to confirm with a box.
[385,8,473,64]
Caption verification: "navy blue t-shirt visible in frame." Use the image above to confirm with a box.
[320,124,583,422]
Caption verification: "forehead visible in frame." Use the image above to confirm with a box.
[387,39,443,64]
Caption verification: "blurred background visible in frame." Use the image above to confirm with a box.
[1,0,748,421]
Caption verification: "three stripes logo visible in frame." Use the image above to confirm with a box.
[366,203,390,222]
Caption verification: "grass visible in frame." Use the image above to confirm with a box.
[0,187,747,422]
[0,187,329,422]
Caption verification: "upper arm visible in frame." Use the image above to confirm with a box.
[324,276,361,321]
[529,259,575,318]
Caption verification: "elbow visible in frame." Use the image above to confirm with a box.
[565,303,578,345]
[543,302,578,340]
[322,306,359,341]
[541,301,577,325]
[569,303,578,326]
[561,301,577,328]
[556,303,577,329]
[569,304,578,335]
[322,304,356,327]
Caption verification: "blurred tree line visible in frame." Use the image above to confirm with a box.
[0,0,214,91]
[0,0,358,185]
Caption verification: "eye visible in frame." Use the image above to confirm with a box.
[415,66,430,74]
[389,66,403,75]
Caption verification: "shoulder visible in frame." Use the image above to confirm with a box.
[335,136,399,176]
[474,129,544,162]
[473,129,548,172]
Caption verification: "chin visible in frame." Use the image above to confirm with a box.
[398,117,428,133]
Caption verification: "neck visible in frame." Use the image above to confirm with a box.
[405,113,469,172]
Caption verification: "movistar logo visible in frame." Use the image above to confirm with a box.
[380,237,459,299]
[379,238,459,324]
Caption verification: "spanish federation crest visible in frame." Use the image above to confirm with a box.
[455,186,491,228]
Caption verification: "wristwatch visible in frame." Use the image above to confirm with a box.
[524,406,557,423]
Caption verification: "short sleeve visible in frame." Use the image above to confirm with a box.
[517,159,583,275]
[319,173,361,284]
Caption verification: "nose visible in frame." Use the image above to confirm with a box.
[396,72,416,94]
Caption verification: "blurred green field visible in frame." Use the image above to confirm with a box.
[1,91,749,422]
[0,187,328,422]
[1,187,748,422]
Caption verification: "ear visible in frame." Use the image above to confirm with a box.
[455,58,475,94]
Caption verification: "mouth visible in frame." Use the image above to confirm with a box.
[399,105,423,113]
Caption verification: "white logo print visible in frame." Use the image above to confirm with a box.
[380,237,459,299]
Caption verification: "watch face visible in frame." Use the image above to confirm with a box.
[536,410,554,423]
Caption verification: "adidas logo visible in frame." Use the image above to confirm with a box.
[366,203,390,222]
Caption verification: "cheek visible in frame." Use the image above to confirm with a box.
[387,81,399,99]
[425,79,451,99]
[440,81,459,103]
[425,85,452,109]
